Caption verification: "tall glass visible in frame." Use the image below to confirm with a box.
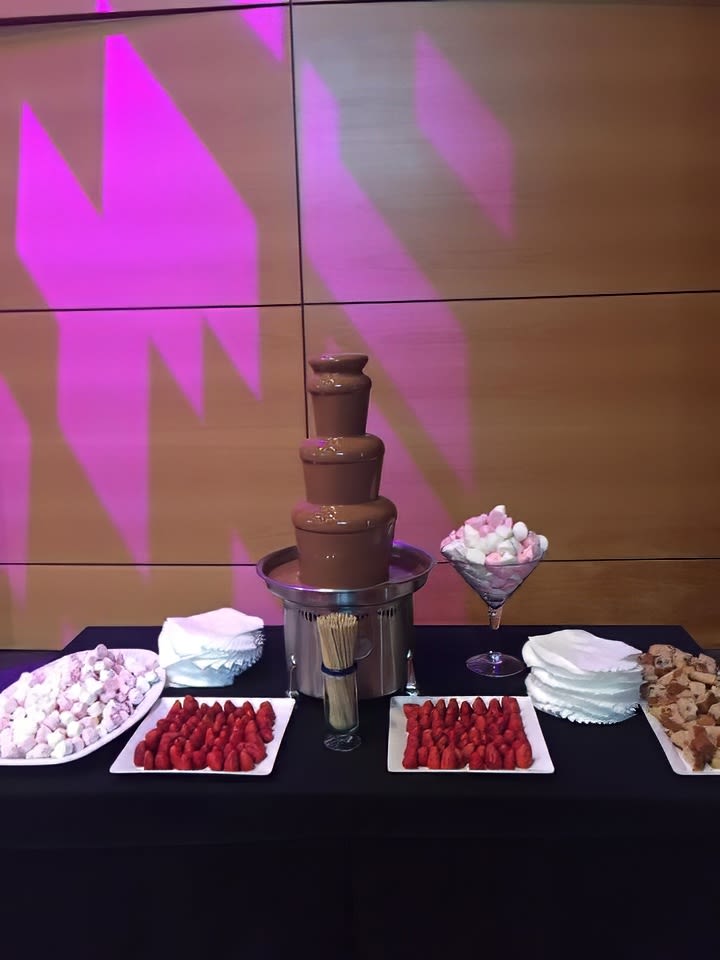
[445,552,545,677]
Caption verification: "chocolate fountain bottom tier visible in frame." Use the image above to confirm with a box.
[292,497,397,589]
[256,542,435,699]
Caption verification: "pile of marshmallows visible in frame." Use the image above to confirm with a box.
[0,645,161,760]
[441,505,548,567]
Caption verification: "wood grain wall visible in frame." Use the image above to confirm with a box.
[0,1,718,648]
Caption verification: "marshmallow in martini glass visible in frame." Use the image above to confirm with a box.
[441,505,548,677]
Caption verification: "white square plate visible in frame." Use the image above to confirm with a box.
[642,705,720,776]
[0,649,164,766]
[387,695,554,773]
[110,696,296,775]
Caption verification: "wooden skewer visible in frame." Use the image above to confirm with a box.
[317,612,359,732]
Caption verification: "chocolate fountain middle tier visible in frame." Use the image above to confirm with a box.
[292,498,397,589]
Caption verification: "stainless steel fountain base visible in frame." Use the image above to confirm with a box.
[256,541,434,699]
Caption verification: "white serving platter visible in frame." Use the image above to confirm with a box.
[387,695,555,774]
[110,696,296,776]
[642,705,720,776]
[0,649,165,766]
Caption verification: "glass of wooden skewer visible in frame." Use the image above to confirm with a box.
[317,612,361,752]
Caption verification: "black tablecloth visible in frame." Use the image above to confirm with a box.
[0,624,716,958]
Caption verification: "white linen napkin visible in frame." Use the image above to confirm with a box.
[522,629,643,724]
[524,629,642,675]
[158,608,264,687]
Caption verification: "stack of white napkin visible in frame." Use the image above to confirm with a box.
[158,608,264,688]
[522,629,643,724]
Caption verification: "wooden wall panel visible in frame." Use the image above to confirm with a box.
[0,307,305,565]
[0,2,282,23]
[415,560,720,651]
[0,9,299,310]
[2,558,717,650]
[0,564,284,649]
[294,0,720,302]
[304,293,720,561]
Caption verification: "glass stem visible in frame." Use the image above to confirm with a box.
[487,605,504,664]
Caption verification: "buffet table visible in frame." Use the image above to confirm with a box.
[0,624,716,957]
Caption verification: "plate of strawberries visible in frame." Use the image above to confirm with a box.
[110,695,295,775]
[388,695,554,773]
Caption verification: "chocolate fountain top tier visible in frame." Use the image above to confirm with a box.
[307,353,371,437]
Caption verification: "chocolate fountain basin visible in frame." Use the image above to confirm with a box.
[256,541,434,699]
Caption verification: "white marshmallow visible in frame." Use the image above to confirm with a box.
[44,710,61,732]
[51,740,74,759]
[127,688,144,707]
[46,729,66,749]
[59,710,74,728]
[94,644,109,659]
[513,521,528,542]
[81,726,100,746]
[65,719,83,738]
[87,702,103,718]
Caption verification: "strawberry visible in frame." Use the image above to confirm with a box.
[503,748,516,770]
[427,746,441,770]
[241,701,256,719]
[502,696,520,714]
[192,749,208,770]
[460,700,472,718]
[144,729,161,752]
[189,728,205,751]
[207,749,224,772]
[503,729,516,744]
[486,744,502,770]
[258,725,274,744]
[183,695,199,714]
[468,749,485,770]
[133,740,146,766]
[239,749,255,772]
[223,749,240,772]
[169,742,184,769]
[472,697,487,716]
[403,703,420,720]
[155,752,170,770]
[515,743,533,769]
[259,699,275,718]
[461,742,475,762]
[244,741,266,764]
[417,745,429,767]
[440,746,457,770]
[402,745,419,769]
[176,754,192,771]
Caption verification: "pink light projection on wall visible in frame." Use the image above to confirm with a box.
[300,63,470,483]
[16,34,261,563]
[415,32,514,238]
[239,7,285,62]
[0,378,31,603]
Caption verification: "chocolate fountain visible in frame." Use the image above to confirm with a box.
[257,354,433,699]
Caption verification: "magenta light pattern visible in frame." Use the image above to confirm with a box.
[2,7,518,640]
[16,33,261,566]
[415,32,513,238]
[0,378,30,603]
[299,63,471,481]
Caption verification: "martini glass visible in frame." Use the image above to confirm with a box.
[444,551,545,677]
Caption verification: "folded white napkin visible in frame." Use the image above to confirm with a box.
[522,629,643,724]
[524,629,642,675]
[158,608,264,688]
